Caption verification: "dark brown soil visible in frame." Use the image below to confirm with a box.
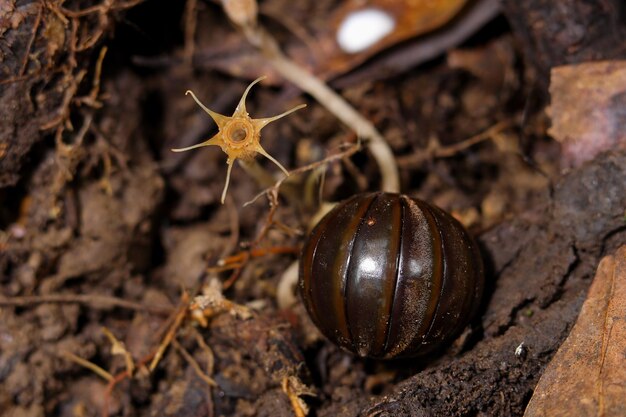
[1,1,625,416]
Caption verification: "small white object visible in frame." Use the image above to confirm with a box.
[515,341,525,357]
[336,8,396,54]
[276,260,300,309]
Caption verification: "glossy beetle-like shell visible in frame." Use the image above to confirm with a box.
[299,192,484,359]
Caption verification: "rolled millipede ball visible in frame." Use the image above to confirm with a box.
[299,192,484,359]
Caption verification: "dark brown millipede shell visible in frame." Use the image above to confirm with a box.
[299,192,484,359]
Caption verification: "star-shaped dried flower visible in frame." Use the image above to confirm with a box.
[172,77,306,203]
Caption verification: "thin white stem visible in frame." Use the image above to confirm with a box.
[221,161,235,204]
[233,22,400,193]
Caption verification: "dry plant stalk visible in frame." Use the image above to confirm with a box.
[149,293,191,372]
[245,141,361,207]
[172,338,217,387]
[62,351,114,382]
[282,376,314,417]
[396,119,514,167]
[0,293,173,314]
[102,327,135,377]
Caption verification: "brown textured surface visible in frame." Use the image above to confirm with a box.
[501,0,626,82]
[1,1,625,416]
[0,0,142,187]
[524,245,626,417]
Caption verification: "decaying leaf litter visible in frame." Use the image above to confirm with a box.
[1,0,625,416]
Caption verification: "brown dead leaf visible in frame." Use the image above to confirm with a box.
[318,0,467,76]
[202,0,470,84]
[524,245,626,417]
[548,60,626,168]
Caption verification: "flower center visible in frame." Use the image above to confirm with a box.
[231,126,247,142]
[225,120,253,148]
